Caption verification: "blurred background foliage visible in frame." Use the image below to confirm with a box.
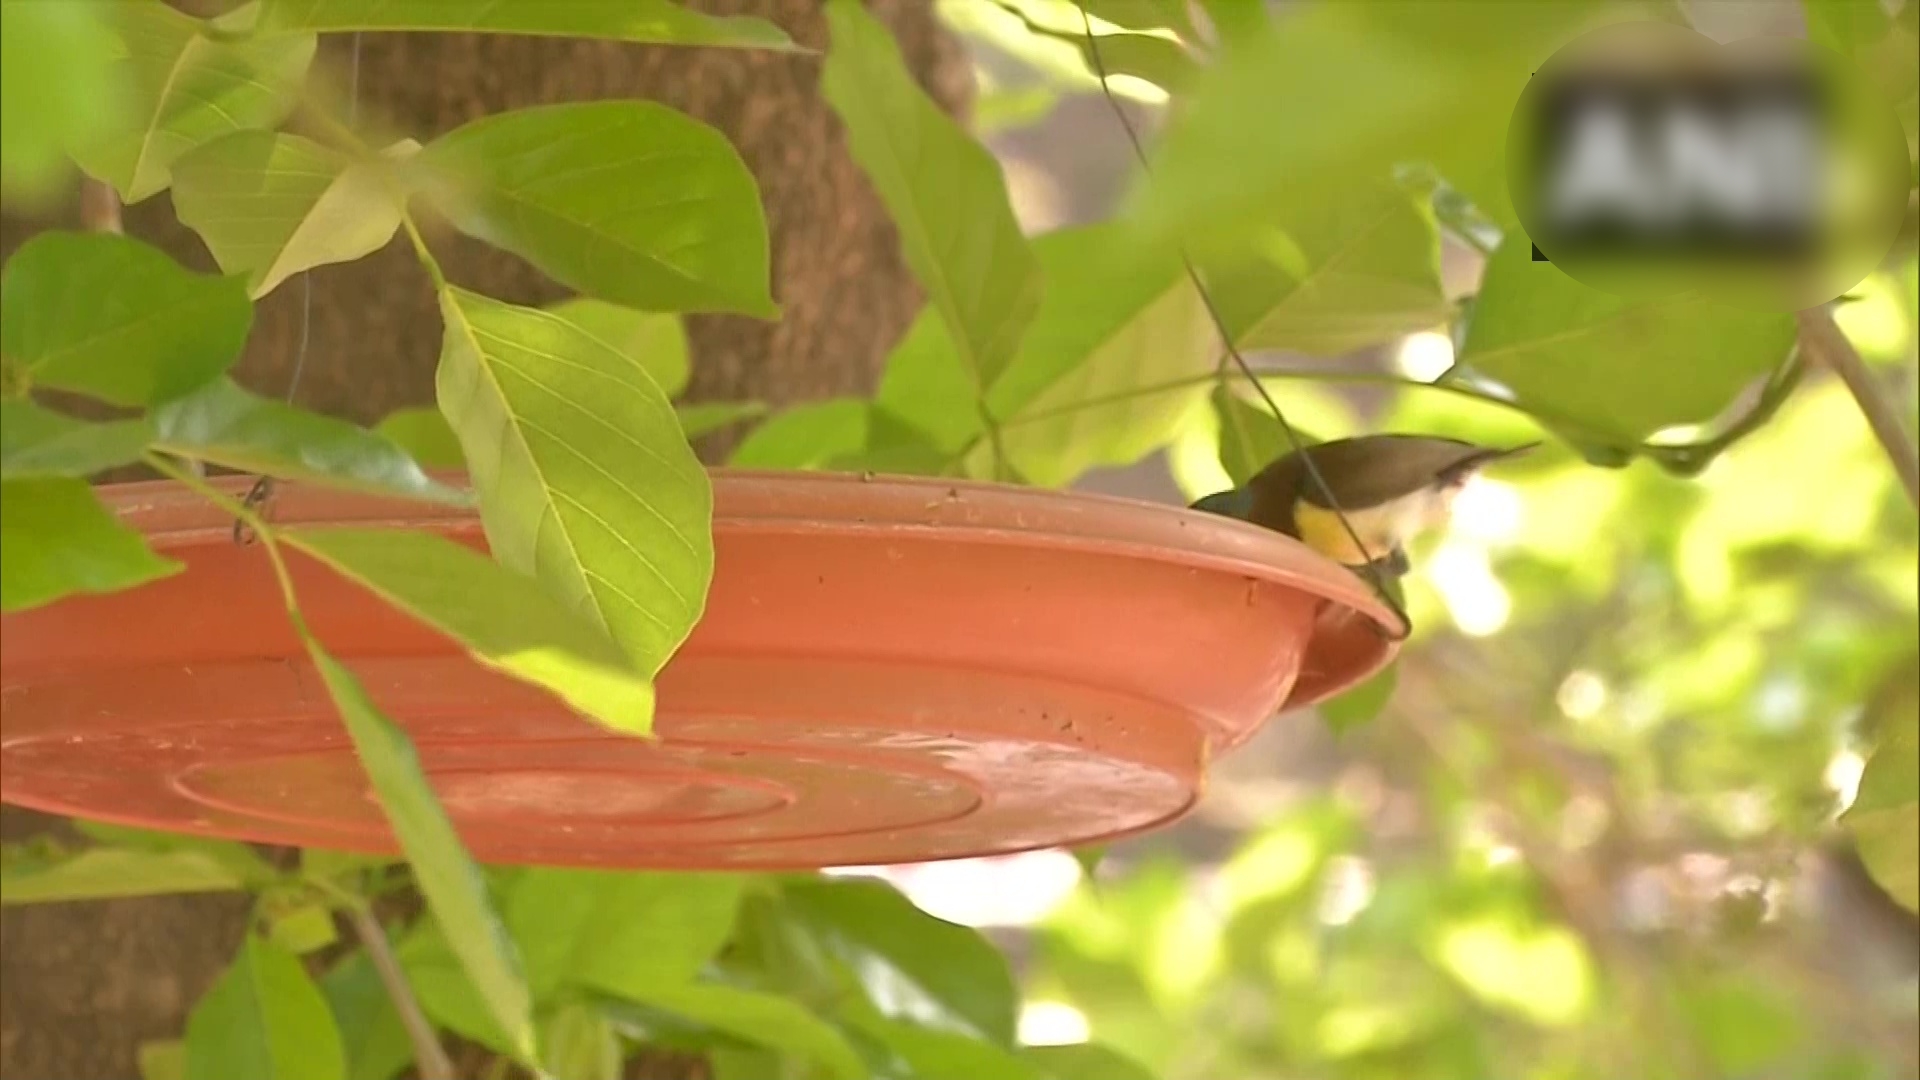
[2,0,1916,1078]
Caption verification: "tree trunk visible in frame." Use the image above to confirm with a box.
[0,3,971,1076]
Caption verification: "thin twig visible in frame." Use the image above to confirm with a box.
[77,178,122,234]
[1796,306,1920,508]
[344,903,456,1080]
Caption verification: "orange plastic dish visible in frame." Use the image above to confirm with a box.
[0,471,1400,868]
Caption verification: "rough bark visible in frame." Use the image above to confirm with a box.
[0,2,971,1076]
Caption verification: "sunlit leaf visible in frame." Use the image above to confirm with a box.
[545,299,690,398]
[0,399,150,479]
[782,876,1018,1044]
[1,232,251,407]
[184,936,346,1080]
[253,0,796,50]
[69,1,315,203]
[70,819,280,883]
[1459,240,1798,447]
[172,132,406,298]
[0,476,181,612]
[420,102,775,317]
[505,869,744,999]
[1074,0,1197,39]
[876,225,1213,487]
[299,629,537,1064]
[0,0,124,204]
[283,528,657,735]
[613,983,864,1080]
[1843,653,1920,911]
[320,953,415,1080]
[1132,1,1597,243]
[435,287,713,676]
[152,378,470,505]
[540,1001,621,1080]
[1204,181,1449,355]
[824,0,1043,392]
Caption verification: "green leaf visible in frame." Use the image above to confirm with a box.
[298,628,537,1064]
[728,398,872,469]
[823,0,1043,392]
[1076,31,1200,93]
[613,982,865,1080]
[1459,241,1798,447]
[283,528,656,735]
[545,299,690,398]
[72,819,280,883]
[396,919,518,1055]
[172,132,406,299]
[1026,1042,1159,1080]
[1844,654,1920,912]
[540,1001,622,1080]
[1211,383,1280,489]
[1803,0,1893,55]
[1133,2,1596,243]
[1074,1,1198,39]
[151,378,468,504]
[874,224,1212,487]
[320,953,416,1080]
[138,1040,188,1080]
[0,0,125,204]
[265,902,339,956]
[0,399,151,479]
[184,936,347,1080]
[0,476,181,612]
[1,231,252,407]
[254,0,797,50]
[1,845,253,905]
[435,287,713,675]
[69,1,315,203]
[1204,181,1449,355]
[677,401,767,440]
[851,1016,1048,1080]
[990,258,1212,486]
[419,102,775,317]
[782,876,1018,1044]
[372,407,466,470]
[1319,660,1399,732]
[506,869,744,1000]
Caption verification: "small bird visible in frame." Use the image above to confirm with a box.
[1191,435,1539,578]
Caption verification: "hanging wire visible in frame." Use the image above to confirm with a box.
[1078,10,1411,639]
[235,33,364,545]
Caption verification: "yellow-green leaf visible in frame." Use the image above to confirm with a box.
[172,132,406,298]
[419,102,775,318]
[435,287,713,676]
[283,527,657,735]
[70,1,315,203]
[823,0,1043,392]
[0,476,181,613]
[298,627,538,1065]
